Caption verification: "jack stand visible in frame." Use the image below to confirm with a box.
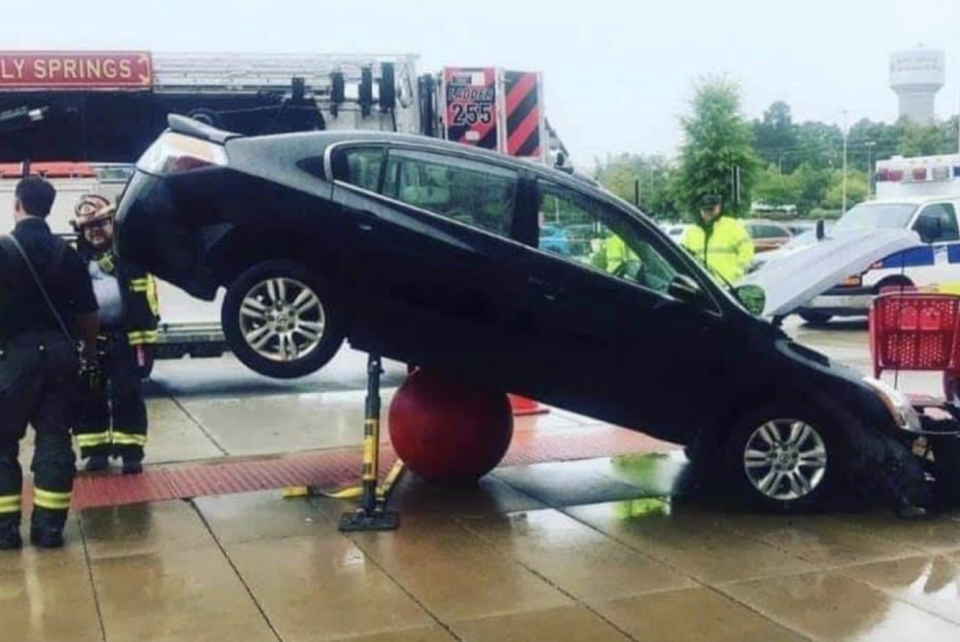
[339,353,401,532]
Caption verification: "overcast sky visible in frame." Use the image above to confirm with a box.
[2,0,958,164]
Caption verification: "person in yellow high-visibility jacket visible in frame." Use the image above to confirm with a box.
[680,195,754,283]
[603,234,634,275]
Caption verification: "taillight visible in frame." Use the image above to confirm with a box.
[137,132,227,175]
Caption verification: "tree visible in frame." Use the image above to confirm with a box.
[822,169,867,211]
[897,118,957,157]
[752,101,798,172]
[593,153,679,220]
[753,163,800,208]
[792,163,832,216]
[676,77,759,218]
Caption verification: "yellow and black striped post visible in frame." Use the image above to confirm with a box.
[340,353,400,532]
[360,353,383,514]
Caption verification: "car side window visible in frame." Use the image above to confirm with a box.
[914,203,959,244]
[331,147,385,193]
[536,180,681,294]
[378,149,518,237]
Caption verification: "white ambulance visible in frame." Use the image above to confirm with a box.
[798,153,960,323]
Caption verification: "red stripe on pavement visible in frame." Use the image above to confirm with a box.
[58,427,677,510]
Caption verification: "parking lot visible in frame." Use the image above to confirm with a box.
[3,319,959,642]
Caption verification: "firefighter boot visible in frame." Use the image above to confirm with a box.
[30,507,67,549]
[0,514,22,550]
[122,453,143,476]
[85,454,110,472]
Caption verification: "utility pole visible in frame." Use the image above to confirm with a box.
[841,110,849,215]
[865,141,876,200]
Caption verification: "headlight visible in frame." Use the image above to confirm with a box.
[862,377,922,432]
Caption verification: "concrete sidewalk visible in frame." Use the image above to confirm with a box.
[4,319,960,642]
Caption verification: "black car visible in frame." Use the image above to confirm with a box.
[116,115,960,512]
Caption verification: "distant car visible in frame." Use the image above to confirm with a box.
[785,221,816,236]
[744,220,794,253]
[749,222,836,273]
[116,115,954,512]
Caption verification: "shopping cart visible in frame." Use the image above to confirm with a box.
[869,290,960,508]
[870,291,960,404]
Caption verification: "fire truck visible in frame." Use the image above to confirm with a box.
[0,51,567,361]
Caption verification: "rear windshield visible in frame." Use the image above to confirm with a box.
[832,203,917,235]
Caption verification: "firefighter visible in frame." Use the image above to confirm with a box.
[72,194,160,475]
[0,177,100,549]
[680,195,754,283]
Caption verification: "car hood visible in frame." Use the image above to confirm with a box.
[737,228,920,318]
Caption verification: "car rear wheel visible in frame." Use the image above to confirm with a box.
[724,401,845,512]
[222,261,345,379]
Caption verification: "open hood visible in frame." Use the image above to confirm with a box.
[737,229,921,318]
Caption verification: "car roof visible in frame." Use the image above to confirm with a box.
[169,116,627,216]
[290,129,605,189]
[855,196,952,206]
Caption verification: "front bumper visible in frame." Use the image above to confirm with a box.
[801,286,874,317]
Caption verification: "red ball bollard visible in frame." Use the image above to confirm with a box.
[388,370,514,486]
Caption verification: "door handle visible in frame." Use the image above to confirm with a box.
[355,211,377,233]
[528,276,565,302]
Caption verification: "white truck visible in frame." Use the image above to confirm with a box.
[1,51,564,360]
[797,153,960,323]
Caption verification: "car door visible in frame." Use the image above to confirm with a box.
[328,143,527,378]
[509,177,729,438]
[910,201,960,286]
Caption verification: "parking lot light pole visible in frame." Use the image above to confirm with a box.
[841,110,849,215]
[865,141,876,199]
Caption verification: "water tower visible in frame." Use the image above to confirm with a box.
[890,48,945,124]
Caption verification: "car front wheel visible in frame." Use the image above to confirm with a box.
[725,401,845,512]
[222,261,345,379]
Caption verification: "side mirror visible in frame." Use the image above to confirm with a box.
[816,219,825,241]
[733,284,766,316]
[668,274,703,304]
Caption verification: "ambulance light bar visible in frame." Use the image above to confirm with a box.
[877,166,959,183]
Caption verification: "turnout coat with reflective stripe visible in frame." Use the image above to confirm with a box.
[77,244,159,345]
[680,216,754,283]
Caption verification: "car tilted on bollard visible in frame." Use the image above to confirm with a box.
[115,115,960,513]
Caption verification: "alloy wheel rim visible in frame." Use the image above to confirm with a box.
[239,277,326,362]
[743,419,828,501]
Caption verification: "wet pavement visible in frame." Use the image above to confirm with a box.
[4,318,960,641]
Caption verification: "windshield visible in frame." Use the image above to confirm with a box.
[831,203,917,236]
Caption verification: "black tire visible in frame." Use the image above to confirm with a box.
[222,260,345,379]
[187,108,224,128]
[799,311,833,326]
[724,399,847,512]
